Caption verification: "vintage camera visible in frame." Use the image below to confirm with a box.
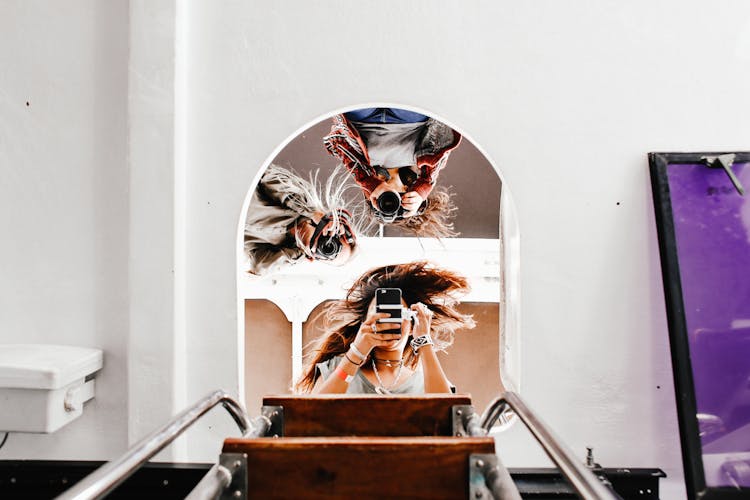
[375,191,403,222]
[314,235,342,260]
[310,210,355,261]
[372,191,428,223]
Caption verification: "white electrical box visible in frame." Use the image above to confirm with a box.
[0,344,103,433]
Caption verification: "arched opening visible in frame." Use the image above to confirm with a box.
[236,104,520,420]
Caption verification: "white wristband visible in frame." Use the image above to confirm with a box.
[410,334,434,355]
[349,343,366,362]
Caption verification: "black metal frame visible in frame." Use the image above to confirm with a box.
[649,151,750,500]
[0,460,211,499]
[0,460,664,499]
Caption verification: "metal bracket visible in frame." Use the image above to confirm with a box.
[453,405,488,437]
[469,454,499,499]
[261,405,284,437]
[218,452,247,500]
[452,405,475,437]
[469,454,524,500]
[702,153,745,195]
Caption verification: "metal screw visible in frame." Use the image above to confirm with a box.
[455,432,463,437]
[456,409,463,416]
[585,447,594,468]
[475,459,485,468]
[272,411,278,418]
[163,479,169,486]
[234,490,242,498]
[233,460,242,469]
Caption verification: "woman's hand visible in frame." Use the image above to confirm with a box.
[310,211,347,237]
[409,302,451,393]
[351,312,402,357]
[410,302,433,337]
[401,191,424,217]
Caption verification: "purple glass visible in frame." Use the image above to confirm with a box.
[667,162,750,488]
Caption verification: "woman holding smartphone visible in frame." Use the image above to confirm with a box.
[295,261,475,395]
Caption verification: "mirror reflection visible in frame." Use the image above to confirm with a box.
[240,107,507,412]
[295,262,476,395]
[243,164,360,276]
[323,107,461,236]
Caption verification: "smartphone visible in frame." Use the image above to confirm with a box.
[376,288,403,324]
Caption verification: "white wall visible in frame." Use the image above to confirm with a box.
[0,1,130,459]
[3,2,750,498]
[184,3,750,498]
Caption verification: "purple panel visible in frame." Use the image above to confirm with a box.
[667,162,750,488]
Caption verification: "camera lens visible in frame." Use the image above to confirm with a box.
[315,236,342,260]
[377,191,401,216]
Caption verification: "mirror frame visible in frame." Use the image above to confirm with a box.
[236,103,520,423]
[649,151,750,500]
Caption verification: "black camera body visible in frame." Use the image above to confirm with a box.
[376,191,403,222]
[314,236,342,259]
[310,210,355,261]
[372,191,428,223]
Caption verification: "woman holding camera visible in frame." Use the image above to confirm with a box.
[323,108,461,238]
[295,261,476,395]
[244,164,358,276]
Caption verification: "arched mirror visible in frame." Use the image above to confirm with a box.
[237,106,519,421]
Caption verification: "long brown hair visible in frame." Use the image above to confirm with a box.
[294,261,476,392]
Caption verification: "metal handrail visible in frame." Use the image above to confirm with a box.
[184,462,233,500]
[473,391,620,500]
[56,390,253,500]
[473,454,522,500]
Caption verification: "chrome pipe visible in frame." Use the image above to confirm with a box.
[184,463,233,500]
[244,414,273,438]
[480,391,619,500]
[479,399,510,431]
[481,456,522,500]
[56,390,252,500]
[462,409,487,437]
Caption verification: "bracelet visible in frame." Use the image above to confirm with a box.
[348,343,366,362]
[334,366,354,383]
[344,352,362,366]
[410,334,434,355]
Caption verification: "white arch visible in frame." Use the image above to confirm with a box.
[235,102,521,408]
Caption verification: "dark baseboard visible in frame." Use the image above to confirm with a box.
[0,460,665,499]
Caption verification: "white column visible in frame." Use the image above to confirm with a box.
[127,0,187,459]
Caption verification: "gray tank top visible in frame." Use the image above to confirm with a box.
[352,121,425,168]
[315,355,425,395]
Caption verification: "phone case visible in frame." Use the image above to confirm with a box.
[376,288,403,323]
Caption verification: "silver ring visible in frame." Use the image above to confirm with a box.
[372,323,377,333]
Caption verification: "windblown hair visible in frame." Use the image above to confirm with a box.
[389,185,458,238]
[294,261,476,393]
[258,163,367,259]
